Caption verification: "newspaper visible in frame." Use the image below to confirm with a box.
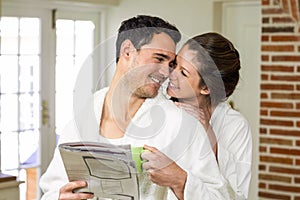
[59,142,140,200]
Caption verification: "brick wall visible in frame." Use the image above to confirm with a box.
[260,0,300,199]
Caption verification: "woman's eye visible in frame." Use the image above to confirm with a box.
[181,70,188,77]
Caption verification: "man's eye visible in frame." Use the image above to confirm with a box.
[156,57,164,62]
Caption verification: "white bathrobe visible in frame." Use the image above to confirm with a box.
[39,87,230,200]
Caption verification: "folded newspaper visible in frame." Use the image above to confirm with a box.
[59,142,141,200]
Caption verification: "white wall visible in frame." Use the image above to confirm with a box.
[102,0,215,82]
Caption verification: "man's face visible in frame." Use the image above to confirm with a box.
[125,32,176,98]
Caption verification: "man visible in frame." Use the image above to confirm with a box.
[40,15,229,200]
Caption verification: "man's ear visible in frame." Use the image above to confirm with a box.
[120,39,135,60]
[200,86,210,95]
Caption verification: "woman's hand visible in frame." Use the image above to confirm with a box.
[174,102,218,158]
[141,145,187,200]
[174,102,210,130]
[58,181,94,200]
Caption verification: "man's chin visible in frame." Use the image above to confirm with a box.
[135,86,159,98]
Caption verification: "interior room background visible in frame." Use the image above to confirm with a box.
[0,0,299,199]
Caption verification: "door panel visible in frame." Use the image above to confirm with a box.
[220,1,261,199]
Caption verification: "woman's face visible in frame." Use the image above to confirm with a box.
[167,45,204,100]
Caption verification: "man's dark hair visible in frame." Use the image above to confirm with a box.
[116,15,181,63]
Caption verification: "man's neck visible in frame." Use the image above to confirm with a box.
[99,83,145,139]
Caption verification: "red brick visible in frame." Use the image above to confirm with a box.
[297,121,300,127]
[272,55,300,62]
[259,173,291,182]
[295,177,300,183]
[282,0,289,9]
[260,145,267,152]
[297,103,300,109]
[260,118,293,126]
[261,74,269,80]
[297,159,300,165]
[269,184,300,193]
[271,75,300,82]
[270,147,300,156]
[262,8,285,14]
[272,35,300,42]
[263,26,294,33]
[260,127,268,134]
[261,65,294,72]
[260,137,293,145]
[263,17,270,24]
[258,191,290,200]
[270,128,300,136]
[260,155,293,164]
[271,110,300,117]
[262,45,294,52]
[295,196,300,200]
[260,109,268,116]
[297,85,300,91]
[271,93,300,100]
[291,0,299,21]
[299,46,300,52]
[260,101,293,109]
[273,17,295,23]
[262,0,270,5]
[261,84,294,90]
[261,93,268,99]
[262,35,269,41]
[270,166,300,175]
[297,140,300,146]
[259,182,266,189]
[297,66,300,72]
[262,55,269,61]
[259,164,266,171]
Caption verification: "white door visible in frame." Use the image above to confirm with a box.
[220,1,261,199]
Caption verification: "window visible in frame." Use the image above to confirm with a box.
[0,16,41,199]
[55,19,95,136]
[0,4,102,199]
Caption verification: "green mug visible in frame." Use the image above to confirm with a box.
[131,147,147,173]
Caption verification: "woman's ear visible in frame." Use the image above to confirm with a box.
[200,86,210,95]
[120,39,135,60]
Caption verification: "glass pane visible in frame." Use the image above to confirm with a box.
[0,131,19,170]
[55,91,73,135]
[1,36,19,55]
[55,56,74,92]
[0,17,19,54]
[56,20,74,55]
[19,130,39,167]
[0,55,19,93]
[1,94,18,131]
[0,17,18,37]
[19,93,39,130]
[19,55,40,93]
[20,18,40,55]
[20,18,39,37]
[55,56,74,135]
[75,20,94,57]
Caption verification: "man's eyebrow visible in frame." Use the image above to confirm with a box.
[154,53,171,60]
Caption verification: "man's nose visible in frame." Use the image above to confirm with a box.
[158,64,170,78]
[169,67,178,80]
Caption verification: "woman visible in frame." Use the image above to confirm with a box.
[142,32,252,199]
